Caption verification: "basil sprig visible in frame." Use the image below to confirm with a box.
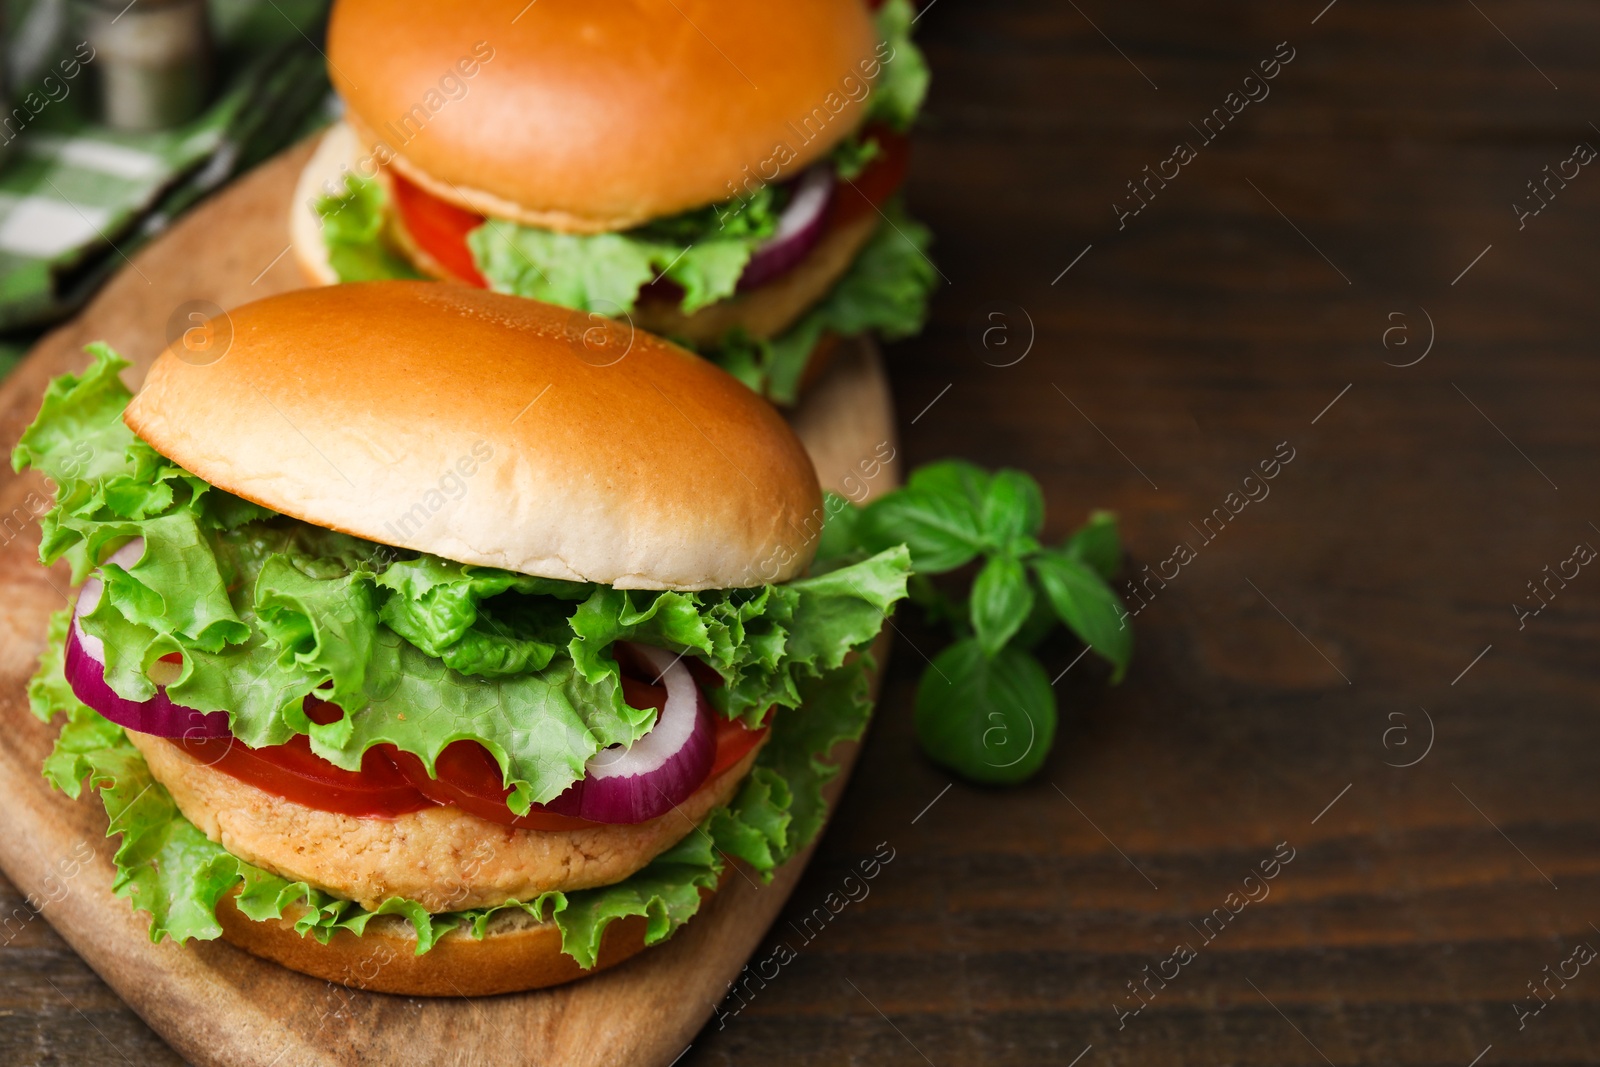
[835,461,1131,784]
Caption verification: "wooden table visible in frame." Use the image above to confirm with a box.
[6,1,1600,1063]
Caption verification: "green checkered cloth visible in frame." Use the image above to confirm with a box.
[0,0,332,335]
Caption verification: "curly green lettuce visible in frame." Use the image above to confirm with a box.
[467,184,782,317]
[314,174,426,283]
[30,608,875,969]
[13,346,910,814]
[868,0,932,131]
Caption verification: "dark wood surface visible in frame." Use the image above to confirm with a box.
[6,0,1600,1063]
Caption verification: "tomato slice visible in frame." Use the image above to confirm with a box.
[183,666,767,827]
[710,715,767,779]
[829,124,910,230]
[383,742,603,832]
[174,703,435,819]
[390,171,488,287]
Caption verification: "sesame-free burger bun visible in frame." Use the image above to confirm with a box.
[326,0,881,232]
[122,282,823,589]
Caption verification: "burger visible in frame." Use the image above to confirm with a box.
[15,281,911,994]
[289,0,935,405]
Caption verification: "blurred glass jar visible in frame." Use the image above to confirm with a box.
[77,0,212,131]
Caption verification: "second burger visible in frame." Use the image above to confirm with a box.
[292,0,936,404]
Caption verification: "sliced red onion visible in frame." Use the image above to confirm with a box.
[64,537,232,739]
[737,167,835,292]
[541,643,716,824]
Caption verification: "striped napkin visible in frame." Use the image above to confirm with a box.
[0,0,332,342]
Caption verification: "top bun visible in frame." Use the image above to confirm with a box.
[123,282,823,589]
[326,0,881,232]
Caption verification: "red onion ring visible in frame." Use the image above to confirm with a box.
[736,166,836,292]
[540,643,716,824]
[64,537,231,739]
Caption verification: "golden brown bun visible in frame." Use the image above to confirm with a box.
[327,0,881,232]
[123,282,822,588]
[128,730,763,911]
[287,123,346,286]
[215,881,717,996]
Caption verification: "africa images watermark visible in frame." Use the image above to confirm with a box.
[712,841,897,1030]
[310,41,497,209]
[716,35,907,230]
[1514,936,1596,1031]
[379,440,495,545]
[0,839,95,948]
[0,41,97,145]
[1113,41,1297,231]
[1513,139,1595,230]
[1114,840,1297,1029]
[1117,440,1297,625]
[2,440,95,552]
[751,440,898,584]
[1512,532,1594,631]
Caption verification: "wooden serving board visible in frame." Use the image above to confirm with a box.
[0,139,898,1067]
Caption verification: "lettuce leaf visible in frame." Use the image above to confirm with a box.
[314,174,426,282]
[712,199,937,404]
[467,185,780,317]
[14,345,910,815]
[30,608,874,970]
[869,0,932,131]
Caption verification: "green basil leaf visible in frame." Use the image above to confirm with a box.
[1008,587,1060,651]
[906,459,990,506]
[1030,551,1131,682]
[914,638,1056,784]
[981,468,1045,549]
[969,553,1034,657]
[858,460,990,572]
[858,489,981,572]
[1064,509,1122,580]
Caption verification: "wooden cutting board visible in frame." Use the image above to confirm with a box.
[0,139,898,1067]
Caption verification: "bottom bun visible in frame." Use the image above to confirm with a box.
[214,877,722,996]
